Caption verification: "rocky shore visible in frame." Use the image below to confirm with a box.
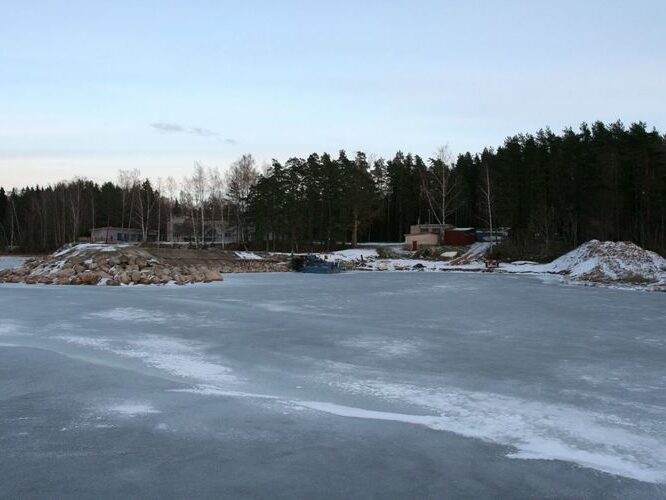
[0,244,287,286]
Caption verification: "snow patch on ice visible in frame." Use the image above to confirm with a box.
[106,403,160,417]
[322,379,666,484]
[298,401,434,424]
[56,334,238,385]
[0,321,29,336]
[171,384,278,400]
[339,336,422,357]
[84,307,173,323]
[255,301,347,318]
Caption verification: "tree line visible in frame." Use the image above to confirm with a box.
[0,156,258,253]
[249,121,665,258]
[1,121,665,258]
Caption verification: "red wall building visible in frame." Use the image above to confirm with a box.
[443,228,476,246]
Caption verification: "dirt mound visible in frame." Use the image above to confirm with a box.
[548,240,666,284]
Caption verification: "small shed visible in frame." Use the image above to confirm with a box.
[405,231,439,251]
[443,227,476,246]
[404,224,453,250]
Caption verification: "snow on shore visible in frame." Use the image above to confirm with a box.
[52,242,134,258]
[331,248,379,261]
[235,251,263,260]
[324,240,665,289]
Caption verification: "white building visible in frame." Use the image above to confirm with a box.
[91,226,143,243]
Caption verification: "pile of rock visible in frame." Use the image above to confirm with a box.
[215,260,288,273]
[0,244,224,286]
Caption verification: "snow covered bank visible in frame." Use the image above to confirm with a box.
[331,248,379,262]
[235,251,263,260]
[324,240,666,290]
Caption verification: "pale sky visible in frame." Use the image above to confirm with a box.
[1,0,664,189]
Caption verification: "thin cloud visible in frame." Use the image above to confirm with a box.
[190,127,217,137]
[150,122,236,145]
[151,122,185,133]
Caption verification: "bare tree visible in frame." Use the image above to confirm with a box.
[89,181,96,242]
[155,177,163,245]
[118,169,140,236]
[226,154,259,245]
[208,167,226,247]
[165,176,178,241]
[480,159,495,251]
[134,178,157,241]
[436,146,455,226]
[421,145,456,227]
[67,178,84,243]
[180,176,197,245]
[190,162,208,245]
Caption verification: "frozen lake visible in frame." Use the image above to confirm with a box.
[1,272,665,498]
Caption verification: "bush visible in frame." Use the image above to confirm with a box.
[376,246,399,259]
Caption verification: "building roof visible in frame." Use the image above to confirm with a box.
[412,223,454,229]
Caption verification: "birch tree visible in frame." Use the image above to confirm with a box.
[191,162,207,245]
[155,177,163,245]
[226,154,259,244]
[165,176,178,241]
[420,145,456,227]
[208,167,226,246]
[134,178,156,241]
[118,169,140,235]
[180,176,197,245]
[480,154,495,251]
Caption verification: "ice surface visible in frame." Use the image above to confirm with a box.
[106,403,161,416]
[0,256,27,270]
[1,272,665,498]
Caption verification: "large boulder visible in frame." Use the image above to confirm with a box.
[79,272,101,285]
[204,270,223,282]
[58,268,75,278]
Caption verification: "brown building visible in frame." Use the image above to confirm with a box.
[405,224,477,249]
[404,224,453,250]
